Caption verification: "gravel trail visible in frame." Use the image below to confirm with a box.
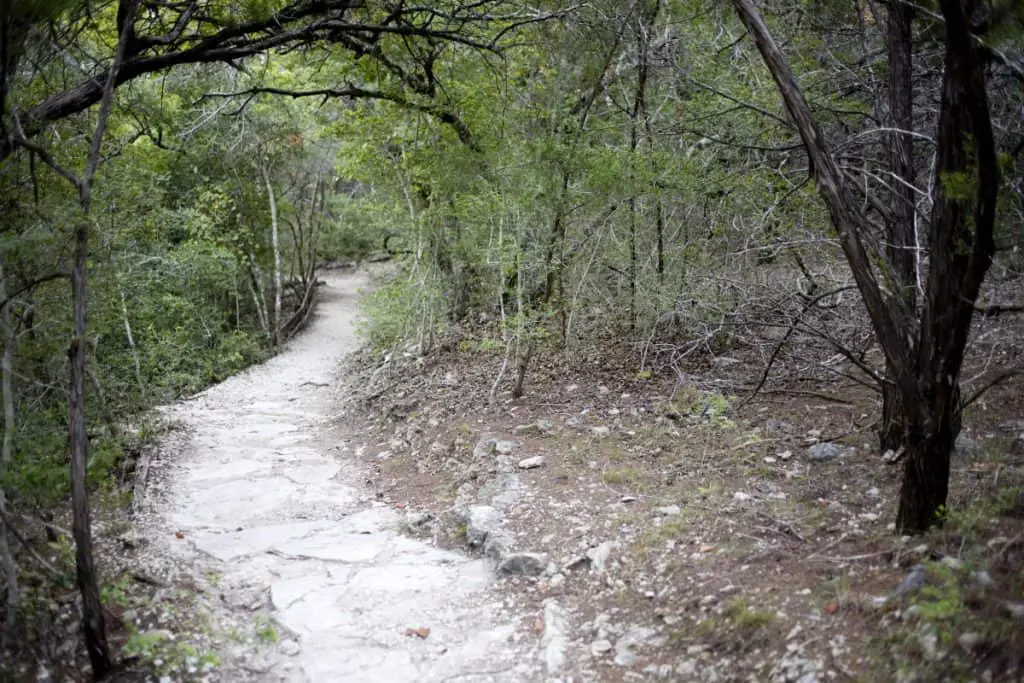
[138,272,535,682]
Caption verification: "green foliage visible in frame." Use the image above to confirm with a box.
[253,615,279,644]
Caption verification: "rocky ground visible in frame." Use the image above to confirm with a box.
[5,265,1022,683]
[335,279,1024,681]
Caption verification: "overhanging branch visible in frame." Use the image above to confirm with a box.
[201,85,478,149]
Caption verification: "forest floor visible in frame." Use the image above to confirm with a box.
[14,267,1022,683]
[335,273,1024,682]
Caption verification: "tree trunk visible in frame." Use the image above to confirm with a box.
[896,388,957,532]
[880,382,905,453]
[69,221,111,679]
[0,486,18,646]
[880,0,916,453]
[262,165,282,350]
[119,284,145,402]
[733,0,998,534]
[0,259,13,465]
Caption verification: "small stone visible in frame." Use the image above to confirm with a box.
[591,639,613,655]
[1003,601,1024,619]
[901,605,921,621]
[549,573,566,589]
[677,660,697,676]
[958,632,983,651]
[866,487,881,498]
[591,426,611,438]
[405,511,432,528]
[517,455,546,470]
[483,531,510,561]
[644,664,675,678]
[587,541,617,574]
[473,438,497,459]
[892,565,927,597]
[654,505,682,516]
[778,450,793,460]
[970,570,994,589]
[279,639,300,656]
[118,529,144,550]
[613,651,637,667]
[441,371,459,386]
[494,440,516,454]
[733,492,752,502]
[514,423,543,436]
[940,556,964,571]
[807,442,853,462]
[498,553,548,577]
[466,505,501,548]
[918,626,940,661]
[763,456,777,464]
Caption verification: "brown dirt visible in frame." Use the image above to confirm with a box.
[334,276,1024,682]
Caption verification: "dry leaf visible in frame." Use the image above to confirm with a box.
[175,531,185,539]
[404,627,430,639]
[826,602,840,615]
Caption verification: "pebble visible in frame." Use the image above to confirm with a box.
[591,639,613,655]
[892,565,927,597]
[613,651,636,667]
[494,440,516,454]
[939,556,964,571]
[518,455,546,469]
[497,553,548,577]
[733,492,752,502]
[279,639,300,656]
[970,570,994,589]
[466,505,501,548]
[587,541,617,574]
[1003,601,1024,619]
[958,632,983,651]
[654,505,681,516]
[591,426,611,438]
[807,442,854,462]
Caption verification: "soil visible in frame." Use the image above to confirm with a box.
[6,265,1022,683]
[335,269,1024,682]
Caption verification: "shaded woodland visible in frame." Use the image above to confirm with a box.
[0,0,1022,678]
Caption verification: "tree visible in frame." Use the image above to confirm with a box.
[732,0,1000,532]
[0,0,542,162]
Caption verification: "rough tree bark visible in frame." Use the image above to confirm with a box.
[896,0,998,532]
[880,0,917,453]
[0,259,18,642]
[67,4,139,675]
[732,0,998,533]
[0,260,13,465]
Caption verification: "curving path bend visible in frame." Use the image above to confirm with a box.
[139,272,536,682]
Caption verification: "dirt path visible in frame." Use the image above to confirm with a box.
[138,272,537,682]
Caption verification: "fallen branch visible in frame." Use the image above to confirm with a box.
[0,504,62,579]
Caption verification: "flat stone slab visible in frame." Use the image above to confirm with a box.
[142,273,538,682]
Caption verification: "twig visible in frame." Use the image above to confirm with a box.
[960,369,1022,410]
[0,504,63,578]
[739,285,858,408]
